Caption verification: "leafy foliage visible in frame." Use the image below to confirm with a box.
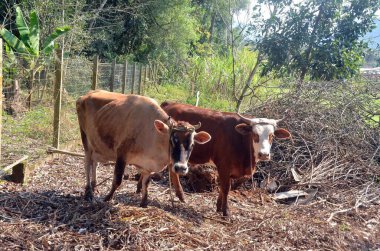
[0,6,70,57]
[248,0,380,81]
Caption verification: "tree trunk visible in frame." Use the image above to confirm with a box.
[235,55,262,112]
[209,12,216,44]
[298,3,324,87]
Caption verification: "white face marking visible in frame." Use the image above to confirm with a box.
[170,131,195,175]
[250,119,277,162]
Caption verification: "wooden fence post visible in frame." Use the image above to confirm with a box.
[110,58,116,92]
[138,64,143,95]
[143,65,147,95]
[131,62,136,94]
[53,48,63,148]
[0,39,3,163]
[27,71,34,110]
[92,55,98,90]
[121,60,128,94]
[146,64,151,80]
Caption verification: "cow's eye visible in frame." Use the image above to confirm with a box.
[252,133,259,143]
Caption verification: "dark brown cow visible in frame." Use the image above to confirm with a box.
[160,102,291,216]
[76,90,211,207]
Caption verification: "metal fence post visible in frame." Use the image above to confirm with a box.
[0,39,3,163]
[92,55,98,90]
[122,60,128,94]
[53,48,64,148]
[110,58,116,92]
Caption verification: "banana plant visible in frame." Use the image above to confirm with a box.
[0,6,70,108]
[0,6,70,59]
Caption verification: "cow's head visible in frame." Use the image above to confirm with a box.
[154,120,211,175]
[235,114,291,162]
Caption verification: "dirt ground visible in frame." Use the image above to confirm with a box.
[0,154,379,250]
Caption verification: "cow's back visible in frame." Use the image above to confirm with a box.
[161,102,252,176]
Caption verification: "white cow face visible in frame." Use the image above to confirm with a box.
[235,117,291,162]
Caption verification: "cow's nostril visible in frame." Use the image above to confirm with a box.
[174,165,180,172]
[259,152,269,158]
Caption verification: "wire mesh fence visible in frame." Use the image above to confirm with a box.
[1,44,152,167]
[1,50,57,166]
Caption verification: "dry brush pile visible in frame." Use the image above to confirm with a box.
[248,80,380,205]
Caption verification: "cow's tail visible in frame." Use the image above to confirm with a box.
[76,97,89,152]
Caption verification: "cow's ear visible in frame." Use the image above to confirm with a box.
[274,128,291,139]
[194,131,211,144]
[154,120,169,134]
[235,123,252,135]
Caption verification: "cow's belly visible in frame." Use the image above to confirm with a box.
[127,153,169,174]
[88,140,116,162]
[92,151,115,163]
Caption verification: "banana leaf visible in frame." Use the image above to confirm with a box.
[29,10,40,56]
[15,6,31,49]
[0,28,29,55]
[41,26,71,55]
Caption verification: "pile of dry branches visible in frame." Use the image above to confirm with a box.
[248,80,380,204]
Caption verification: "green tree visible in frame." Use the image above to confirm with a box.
[248,0,380,83]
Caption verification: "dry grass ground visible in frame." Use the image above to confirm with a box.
[0,154,379,250]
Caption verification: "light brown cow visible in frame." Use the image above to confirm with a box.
[76,90,211,207]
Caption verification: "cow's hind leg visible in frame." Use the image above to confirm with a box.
[140,172,151,208]
[169,166,185,202]
[84,153,95,201]
[216,173,231,216]
[104,156,126,202]
[136,174,143,194]
[90,161,98,193]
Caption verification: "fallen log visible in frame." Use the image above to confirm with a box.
[46,147,85,157]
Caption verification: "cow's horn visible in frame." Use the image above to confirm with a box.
[237,113,252,124]
[192,122,201,130]
[275,117,285,124]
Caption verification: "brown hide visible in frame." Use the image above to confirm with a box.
[77,90,171,171]
[161,101,256,216]
[162,101,255,177]
[77,90,172,205]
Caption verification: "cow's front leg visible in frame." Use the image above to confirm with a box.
[140,172,151,208]
[104,156,126,202]
[169,166,185,202]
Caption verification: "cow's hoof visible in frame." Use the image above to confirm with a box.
[176,192,186,203]
[103,194,113,202]
[84,191,95,202]
[222,209,230,217]
[140,200,148,208]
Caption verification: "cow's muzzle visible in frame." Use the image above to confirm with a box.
[173,163,189,175]
[258,152,270,161]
